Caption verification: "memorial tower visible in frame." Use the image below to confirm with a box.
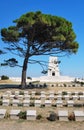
[48,56,60,77]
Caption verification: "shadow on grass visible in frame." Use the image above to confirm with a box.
[0,83,48,90]
[0,84,20,89]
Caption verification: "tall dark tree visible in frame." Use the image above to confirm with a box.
[1,11,79,89]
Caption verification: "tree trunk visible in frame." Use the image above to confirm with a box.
[21,56,29,89]
[21,42,31,89]
[21,70,27,89]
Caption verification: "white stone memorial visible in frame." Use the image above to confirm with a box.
[23,100,30,107]
[75,92,78,95]
[3,99,9,106]
[3,94,8,99]
[35,100,41,107]
[27,110,36,120]
[0,109,6,119]
[58,91,62,95]
[24,91,28,95]
[49,91,54,95]
[56,100,63,107]
[48,56,60,77]
[15,91,19,96]
[18,95,23,100]
[74,110,84,121]
[67,100,74,107]
[57,95,62,100]
[58,110,68,121]
[40,94,46,100]
[45,100,52,107]
[10,94,15,99]
[6,91,11,95]
[64,95,70,100]
[72,95,78,100]
[10,109,20,119]
[31,91,36,97]
[49,94,54,100]
[12,99,19,106]
[79,95,84,100]
[67,91,71,95]
[39,56,75,82]
[24,94,30,100]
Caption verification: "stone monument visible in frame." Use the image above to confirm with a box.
[39,56,75,82]
[48,56,60,77]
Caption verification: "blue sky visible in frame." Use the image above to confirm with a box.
[0,0,84,78]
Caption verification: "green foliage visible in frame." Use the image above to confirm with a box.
[27,76,32,80]
[1,75,9,80]
[1,11,79,55]
[62,91,67,95]
[4,58,18,67]
[18,103,23,107]
[48,112,58,121]
[0,100,2,105]
[36,114,42,120]
[18,111,26,119]
[5,112,10,119]
[19,91,24,95]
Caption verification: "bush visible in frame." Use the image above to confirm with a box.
[74,103,82,107]
[30,102,34,107]
[63,84,67,87]
[68,112,75,121]
[5,112,10,119]
[18,103,23,107]
[62,91,67,95]
[43,83,47,88]
[0,100,2,105]
[27,77,32,80]
[78,92,83,95]
[18,111,26,119]
[48,112,58,121]
[19,91,24,95]
[1,75,9,80]
[36,114,42,120]
[35,92,40,95]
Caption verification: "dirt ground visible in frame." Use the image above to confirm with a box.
[0,80,84,130]
[0,119,84,130]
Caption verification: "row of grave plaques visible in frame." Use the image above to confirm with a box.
[0,109,84,121]
[1,99,84,107]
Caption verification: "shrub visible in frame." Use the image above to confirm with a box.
[5,112,10,119]
[74,103,82,107]
[43,83,47,88]
[36,114,42,120]
[18,111,26,119]
[27,76,32,80]
[35,92,40,95]
[0,100,2,105]
[78,92,83,95]
[30,102,34,107]
[68,112,75,121]
[62,91,67,95]
[63,84,67,87]
[48,112,58,121]
[18,103,23,107]
[1,75,9,80]
[19,91,24,95]
[40,104,45,108]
